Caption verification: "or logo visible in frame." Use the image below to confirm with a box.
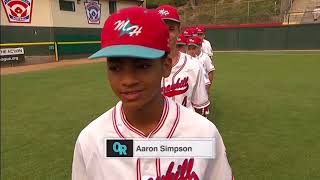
[1,0,33,23]
[162,77,189,97]
[158,9,169,16]
[114,19,143,37]
[149,159,199,180]
[106,139,133,157]
[84,1,101,24]
[113,142,127,155]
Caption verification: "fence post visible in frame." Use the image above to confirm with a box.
[54,42,59,62]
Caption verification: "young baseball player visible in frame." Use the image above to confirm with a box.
[187,36,215,90]
[177,32,211,92]
[196,26,214,59]
[187,36,211,90]
[176,34,188,54]
[156,5,210,116]
[72,6,233,180]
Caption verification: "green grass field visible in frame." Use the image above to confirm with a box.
[1,52,320,180]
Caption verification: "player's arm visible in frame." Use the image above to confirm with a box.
[72,140,88,180]
[206,40,214,57]
[204,55,215,85]
[203,128,234,180]
[208,71,214,84]
[191,66,210,116]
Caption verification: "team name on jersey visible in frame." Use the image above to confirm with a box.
[149,158,199,180]
[162,77,189,97]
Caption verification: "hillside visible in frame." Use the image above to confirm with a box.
[147,0,282,25]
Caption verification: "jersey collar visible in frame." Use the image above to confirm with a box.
[112,97,181,139]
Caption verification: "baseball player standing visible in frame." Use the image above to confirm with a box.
[72,6,233,180]
[197,26,214,60]
[177,32,211,92]
[156,5,210,116]
[187,36,215,91]
[186,36,211,90]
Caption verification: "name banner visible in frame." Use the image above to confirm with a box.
[106,138,216,159]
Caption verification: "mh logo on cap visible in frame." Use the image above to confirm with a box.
[114,19,142,37]
[158,9,169,16]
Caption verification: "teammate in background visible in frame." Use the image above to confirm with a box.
[196,26,214,59]
[156,5,209,116]
[177,32,210,89]
[187,36,215,92]
[72,6,233,180]
[178,33,210,92]
[176,34,188,53]
[187,37,211,91]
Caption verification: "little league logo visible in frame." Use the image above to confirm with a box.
[84,1,101,24]
[1,0,33,23]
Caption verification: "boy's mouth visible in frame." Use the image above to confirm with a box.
[120,90,144,102]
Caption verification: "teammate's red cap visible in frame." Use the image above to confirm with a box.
[183,28,192,37]
[89,7,170,59]
[187,36,202,47]
[177,34,187,45]
[156,5,180,23]
[196,26,205,34]
[189,27,198,36]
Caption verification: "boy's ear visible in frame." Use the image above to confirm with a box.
[162,56,172,78]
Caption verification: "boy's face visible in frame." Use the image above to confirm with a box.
[164,20,180,49]
[176,44,187,54]
[107,57,172,110]
[187,45,200,57]
[198,33,205,41]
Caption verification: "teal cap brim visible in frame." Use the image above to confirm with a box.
[89,45,165,59]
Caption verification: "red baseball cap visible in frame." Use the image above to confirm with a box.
[177,34,187,45]
[196,26,205,34]
[183,28,192,37]
[189,27,198,37]
[89,7,170,59]
[156,5,180,23]
[187,36,202,47]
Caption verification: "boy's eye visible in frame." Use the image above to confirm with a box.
[136,63,151,69]
[169,26,176,31]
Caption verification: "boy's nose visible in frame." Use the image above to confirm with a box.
[121,69,139,87]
